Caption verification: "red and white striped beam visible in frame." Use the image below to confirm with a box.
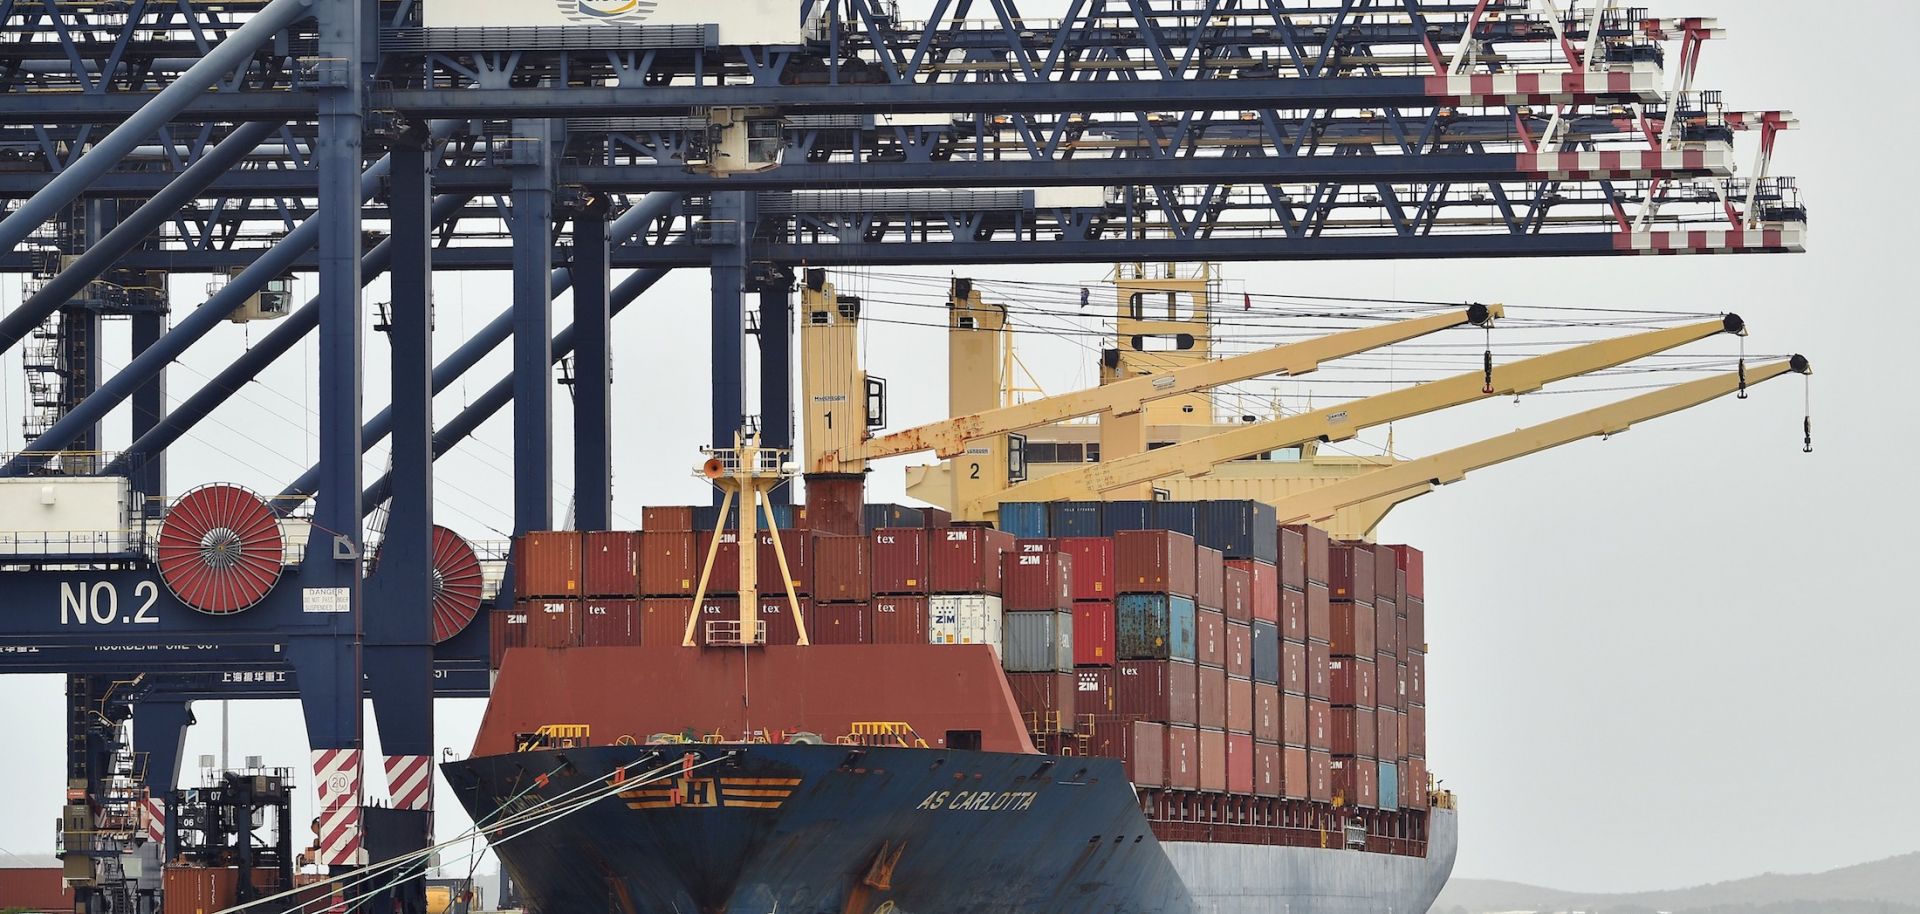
[384,754,434,812]
[1424,68,1663,107]
[1516,143,1732,181]
[1614,225,1806,255]
[312,748,366,867]
[140,794,166,847]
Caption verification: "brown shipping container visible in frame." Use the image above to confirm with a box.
[1332,706,1377,757]
[812,602,869,644]
[1085,717,1167,787]
[1224,622,1252,678]
[1255,742,1282,798]
[1306,582,1331,642]
[1377,708,1400,760]
[695,531,741,591]
[1409,703,1427,757]
[1308,748,1333,802]
[1375,599,1400,657]
[757,596,808,645]
[1329,543,1376,603]
[0,868,73,911]
[488,607,528,667]
[1058,537,1117,600]
[1231,559,1278,623]
[1281,692,1308,746]
[1308,698,1331,751]
[1166,725,1200,790]
[1225,676,1254,735]
[580,599,641,646]
[1282,640,1307,693]
[639,530,698,596]
[1385,544,1424,598]
[1254,683,1280,743]
[1222,564,1252,623]
[1113,530,1198,596]
[524,598,581,648]
[1278,527,1307,590]
[810,533,871,603]
[922,506,953,528]
[1003,551,1075,611]
[1329,656,1375,708]
[1333,757,1378,810]
[1282,745,1309,799]
[869,595,930,643]
[1375,650,1402,711]
[1075,667,1116,718]
[581,531,641,597]
[1195,545,1226,609]
[1014,538,1055,556]
[1006,671,1077,725]
[1197,664,1227,729]
[1408,596,1426,650]
[164,867,240,914]
[756,529,812,596]
[1196,609,1225,667]
[1280,587,1306,640]
[1226,732,1255,795]
[1331,600,1376,657]
[693,597,739,645]
[1377,551,1398,601]
[1197,728,1228,793]
[1301,525,1330,584]
[1115,659,1198,724]
[1406,756,1430,810]
[871,528,930,594]
[515,531,582,598]
[639,597,690,645]
[641,505,694,531]
[1408,651,1426,704]
[1307,640,1331,700]
[932,526,1016,594]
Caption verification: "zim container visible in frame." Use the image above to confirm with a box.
[1071,600,1116,666]
[1075,667,1116,718]
[812,601,869,644]
[1113,529,1198,596]
[580,531,640,597]
[1058,537,1117,600]
[1197,728,1228,793]
[869,595,930,644]
[488,607,528,667]
[1225,732,1256,795]
[1002,551,1074,611]
[1116,593,1197,661]
[928,594,1004,648]
[1250,620,1279,684]
[1049,501,1104,538]
[1197,499,1279,563]
[810,533,871,603]
[1196,608,1225,667]
[638,530,697,596]
[871,527,930,594]
[1222,563,1252,623]
[1197,664,1227,730]
[1195,545,1226,610]
[1333,757,1378,810]
[932,525,1016,594]
[693,530,741,592]
[515,531,581,598]
[1005,671,1076,726]
[1003,609,1074,673]
[580,598,641,646]
[1225,676,1254,735]
[1114,659,1198,724]
[522,598,581,648]
[1330,656,1376,708]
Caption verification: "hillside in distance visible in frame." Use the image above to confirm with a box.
[1434,851,1920,914]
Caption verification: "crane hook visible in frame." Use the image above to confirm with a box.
[1802,373,1814,454]
[1482,328,1495,395]
[1737,356,1748,399]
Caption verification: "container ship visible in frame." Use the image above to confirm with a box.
[445,266,1795,914]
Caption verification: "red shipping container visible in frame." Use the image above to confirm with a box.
[641,505,693,531]
[1072,600,1116,666]
[1307,640,1330,700]
[1308,697,1331,751]
[1166,725,1199,790]
[1282,745,1309,799]
[1006,671,1077,727]
[1196,609,1225,667]
[1330,656,1375,708]
[1112,530,1197,596]
[1115,659,1198,724]
[1409,703,1427,757]
[756,529,812,596]
[523,597,581,648]
[515,531,582,598]
[639,531,697,596]
[581,531,640,597]
[1329,543,1376,604]
[1222,564,1252,623]
[1014,538,1055,555]
[1085,717,1167,787]
[693,596,738,645]
[489,607,527,667]
[1406,757,1430,810]
[1386,544,1425,599]
[1254,683,1280,743]
[1256,742,1282,798]
[1225,732,1255,795]
[1300,525,1330,584]
[1195,545,1226,609]
[580,599,641,646]
[1280,587,1306,640]
[1374,650,1401,711]
[1230,559,1278,623]
[922,507,953,528]
[1057,537,1116,600]
[1407,651,1426,705]
[810,533,871,603]
[1375,599,1400,657]
[871,527,930,594]
[1308,748,1333,802]
[1282,640,1307,694]
[1003,551,1074,611]
[1331,600,1376,658]
[1278,527,1307,591]
[1307,583,1331,642]
[1377,708,1400,760]
[639,597,690,645]
[1197,664,1227,730]
[812,602,868,644]
[1197,728,1228,792]
[1375,548,1397,600]
[694,530,741,592]
[1331,706,1377,757]
[1224,622,1252,678]
[1281,692,1308,746]
[757,596,808,645]
[1075,667,1116,718]
[932,526,1016,594]
[868,595,930,643]
[1225,676,1254,735]
[1407,596,1426,650]
[1333,757,1378,809]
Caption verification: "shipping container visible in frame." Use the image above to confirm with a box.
[489,607,528,667]
[1386,544,1425,599]
[812,601,869,644]
[524,597,581,648]
[1049,501,1104,538]
[869,596,930,644]
[1308,748,1333,802]
[581,531,641,597]
[1084,717,1166,787]
[1409,703,1427,757]
[1376,707,1400,760]
[1074,667,1116,718]
[1225,676,1254,735]
[638,530,698,596]
[1300,525,1330,584]
[1374,598,1400,657]
[580,599,641,646]
[1333,757,1378,809]
[1113,529,1198,596]
[1254,683,1280,743]
[928,594,1004,648]
[1057,537,1117,600]
[1152,501,1200,536]
[1329,656,1376,708]
[1308,698,1331,751]
[641,505,693,531]
[1407,596,1425,650]
[1332,599,1377,658]
[1331,706,1377,758]
[1222,564,1252,623]
[1280,587,1306,640]
[1197,664,1227,730]
[922,507,954,529]
[1195,608,1225,667]
[1374,650,1401,711]
[1072,600,1116,666]
[1281,692,1308,746]
[1166,725,1199,791]
[1250,620,1279,684]
[1282,640,1307,694]
[1230,559,1278,624]
[1003,610,1074,673]
[864,503,925,532]
[1195,545,1226,610]
[810,533,871,603]
[694,501,803,533]
[1406,757,1430,810]
[1329,542,1376,603]
[1225,732,1255,795]
[1002,551,1074,611]
[1102,500,1154,534]
[1308,640,1330,700]
[639,597,690,645]
[1114,659,1198,724]
[1282,745,1309,799]
[1379,760,1401,812]
[755,529,812,596]
[1224,622,1252,678]
[1408,650,1426,704]
[692,597,739,645]
[1197,728,1228,793]
[515,531,582,598]
[163,867,240,914]
[1005,671,1076,728]
[694,530,741,592]
[996,502,1050,538]
[870,527,929,594]
[1306,582,1331,642]
[755,596,808,645]
[1278,526,1307,591]
[932,525,1016,594]
[1255,741,1282,799]
[1115,593,1197,661]
[1198,500,1280,563]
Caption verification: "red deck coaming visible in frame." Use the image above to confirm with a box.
[475,644,1037,756]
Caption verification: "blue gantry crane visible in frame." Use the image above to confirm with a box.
[0,1,1803,911]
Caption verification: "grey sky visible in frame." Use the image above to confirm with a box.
[0,0,1912,894]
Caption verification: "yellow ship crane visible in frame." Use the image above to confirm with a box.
[967,314,1750,520]
[1270,356,1812,538]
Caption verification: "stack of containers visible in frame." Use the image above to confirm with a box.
[639,510,699,646]
[1284,524,1334,803]
[1385,543,1428,812]
[581,531,642,646]
[929,526,1014,650]
[1113,529,1210,790]
[1231,555,1284,798]
[810,532,871,644]
[514,531,583,651]
[1369,541,1401,812]
[1327,542,1379,810]
[869,527,930,644]
[1002,547,1076,730]
[1199,500,1279,799]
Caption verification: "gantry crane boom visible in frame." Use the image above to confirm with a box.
[970,314,1749,516]
[821,303,1501,471]
[1270,356,1811,536]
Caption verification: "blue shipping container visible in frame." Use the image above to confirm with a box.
[1151,501,1201,537]
[1102,500,1155,534]
[1050,502,1105,538]
[1378,761,1401,812]
[1198,499,1280,563]
[996,502,1051,539]
[1115,593,1197,661]
[1250,619,1280,685]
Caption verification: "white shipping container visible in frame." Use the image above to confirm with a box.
[0,477,135,556]
[928,594,1003,653]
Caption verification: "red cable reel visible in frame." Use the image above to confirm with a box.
[154,484,285,615]
[371,525,486,643]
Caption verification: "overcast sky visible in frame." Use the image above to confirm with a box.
[0,0,1912,896]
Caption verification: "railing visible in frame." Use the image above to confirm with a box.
[703,619,768,647]
[0,529,147,559]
